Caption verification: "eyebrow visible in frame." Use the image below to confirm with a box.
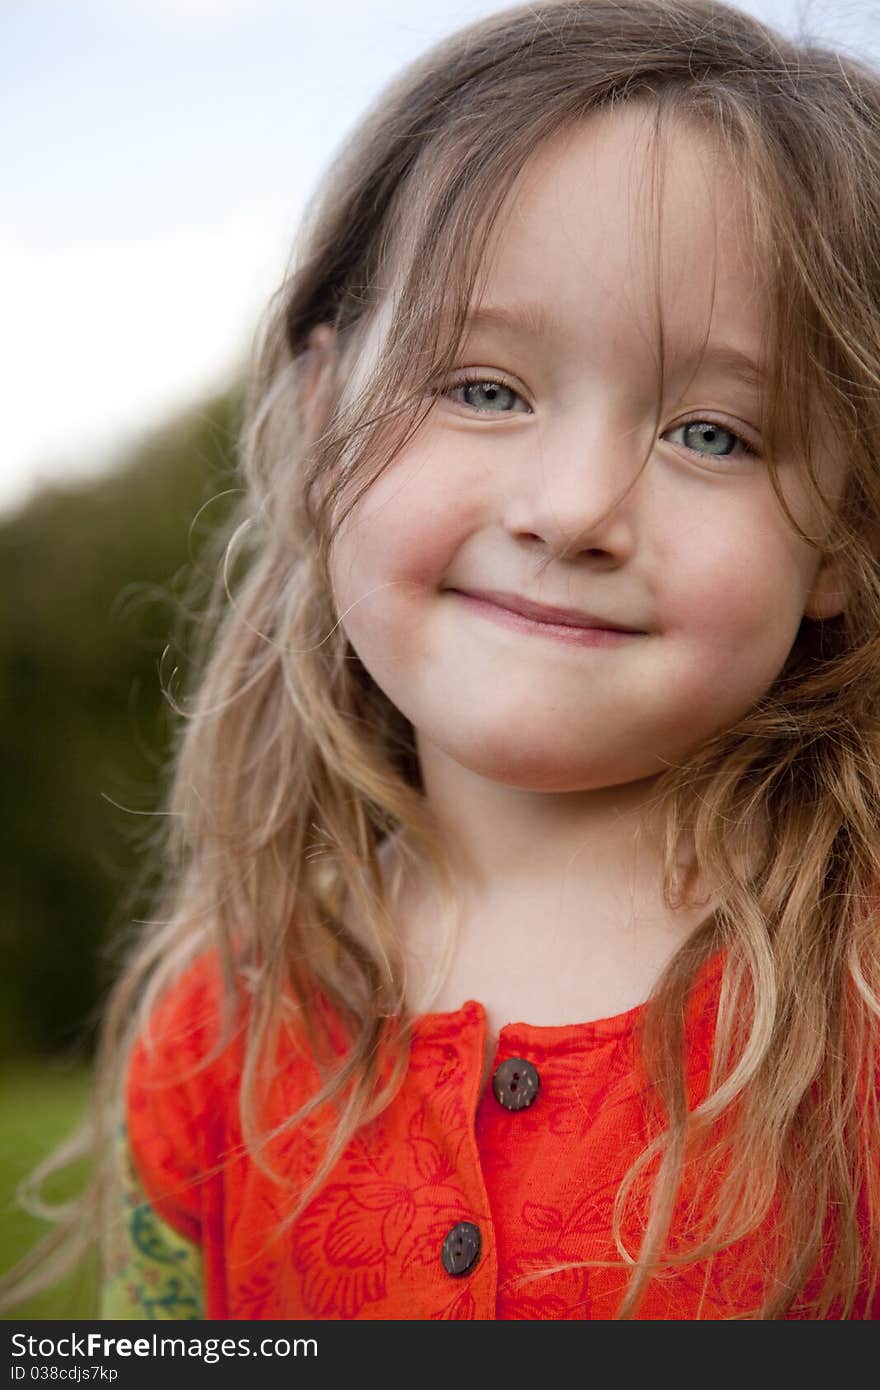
[464,300,558,338]
[462,300,766,390]
[681,343,766,391]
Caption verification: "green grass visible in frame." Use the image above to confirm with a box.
[0,1063,98,1319]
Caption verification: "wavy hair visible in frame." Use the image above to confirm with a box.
[5,0,880,1319]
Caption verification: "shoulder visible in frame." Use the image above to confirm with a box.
[124,948,247,1239]
[127,949,242,1102]
[124,948,342,1235]
[128,950,234,1078]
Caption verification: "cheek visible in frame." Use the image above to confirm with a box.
[327,455,481,678]
[333,444,482,596]
[660,517,814,663]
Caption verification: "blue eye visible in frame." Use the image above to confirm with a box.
[665,419,757,460]
[444,375,530,414]
[440,377,758,459]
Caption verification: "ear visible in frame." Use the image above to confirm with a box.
[803,553,848,621]
[302,323,338,445]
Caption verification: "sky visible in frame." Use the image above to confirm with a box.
[3,0,878,517]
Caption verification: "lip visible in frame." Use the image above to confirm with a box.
[448,588,645,633]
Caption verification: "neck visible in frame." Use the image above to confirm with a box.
[416,729,679,892]
[375,733,717,1030]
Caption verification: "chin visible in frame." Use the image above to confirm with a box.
[442,737,636,793]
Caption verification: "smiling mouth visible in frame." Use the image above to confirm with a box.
[447,589,646,647]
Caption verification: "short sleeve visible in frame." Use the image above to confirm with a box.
[124,952,235,1247]
[100,1125,203,1320]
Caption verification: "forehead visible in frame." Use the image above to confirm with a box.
[472,103,769,378]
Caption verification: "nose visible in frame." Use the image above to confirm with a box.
[503,417,648,563]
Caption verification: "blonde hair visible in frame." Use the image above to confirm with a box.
[6,0,880,1319]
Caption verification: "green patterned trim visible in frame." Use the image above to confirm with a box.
[100,1128,204,1320]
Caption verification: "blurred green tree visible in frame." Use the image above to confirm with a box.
[0,383,245,1061]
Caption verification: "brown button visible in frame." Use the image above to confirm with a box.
[492,1056,540,1111]
[441,1221,481,1276]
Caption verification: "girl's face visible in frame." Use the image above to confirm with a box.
[328,105,846,793]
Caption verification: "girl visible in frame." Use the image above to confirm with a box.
[7,0,880,1320]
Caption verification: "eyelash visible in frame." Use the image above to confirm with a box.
[442,371,759,460]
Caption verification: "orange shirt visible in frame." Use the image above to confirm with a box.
[123,951,876,1319]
